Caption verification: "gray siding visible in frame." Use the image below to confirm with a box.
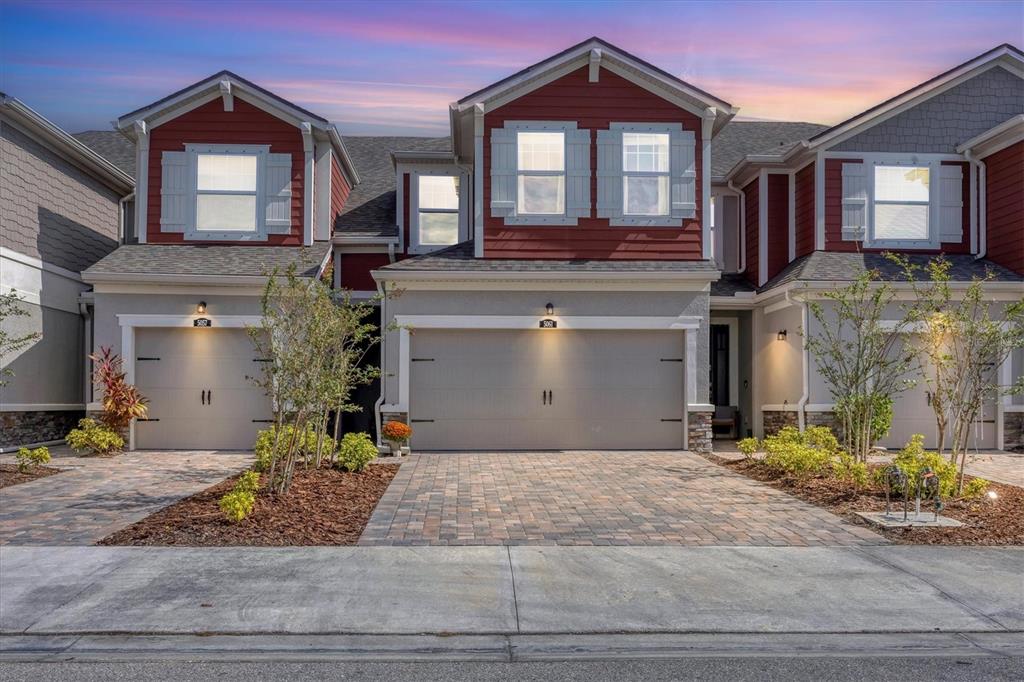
[1,119,120,273]
[0,300,83,405]
[833,66,1024,153]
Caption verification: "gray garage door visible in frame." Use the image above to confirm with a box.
[408,329,685,451]
[134,328,273,450]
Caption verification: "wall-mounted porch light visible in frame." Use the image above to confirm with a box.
[777,329,788,341]
[197,301,208,315]
[546,302,554,316]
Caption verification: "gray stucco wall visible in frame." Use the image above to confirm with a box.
[0,300,83,405]
[833,66,1024,153]
[0,118,121,273]
[381,288,710,408]
[754,302,805,409]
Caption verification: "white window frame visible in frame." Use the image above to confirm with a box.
[185,143,269,241]
[621,130,671,218]
[609,123,685,228]
[409,168,469,254]
[860,154,944,250]
[506,121,577,226]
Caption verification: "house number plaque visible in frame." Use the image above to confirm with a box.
[194,318,212,327]
[539,319,557,329]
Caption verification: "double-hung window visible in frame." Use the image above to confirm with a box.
[416,175,460,247]
[872,165,930,242]
[622,132,670,216]
[516,131,565,215]
[195,153,259,233]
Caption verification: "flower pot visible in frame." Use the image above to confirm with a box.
[400,446,411,457]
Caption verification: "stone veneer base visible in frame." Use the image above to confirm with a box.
[0,410,82,449]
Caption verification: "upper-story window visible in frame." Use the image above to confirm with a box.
[622,132,670,216]
[160,143,292,241]
[872,165,929,242]
[196,153,259,232]
[517,131,565,215]
[417,175,460,246]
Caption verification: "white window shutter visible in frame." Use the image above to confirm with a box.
[596,129,623,218]
[159,151,188,233]
[841,162,867,241]
[265,153,292,234]
[490,128,516,218]
[939,164,963,243]
[670,130,697,219]
[565,128,591,218]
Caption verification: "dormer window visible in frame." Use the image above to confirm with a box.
[622,132,670,216]
[872,165,930,242]
[517,131,565,215]
[408,169,469,253]
[196,153,259,232]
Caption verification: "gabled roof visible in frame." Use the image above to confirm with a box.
[956,114,1024,157]
[807,44,1024,150]
[115,70,358,185]
[72,130,136,178]
[711,121,828,180]
[0,94,133,193]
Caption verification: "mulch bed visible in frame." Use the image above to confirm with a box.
[99,463,400,546]
[712,456,1023,545]
[0,463,62,489]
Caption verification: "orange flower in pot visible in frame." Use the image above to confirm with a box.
[382,421,412,456]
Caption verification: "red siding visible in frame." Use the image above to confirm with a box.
[743,178,759,286]
[339,253,390,291]
[483,66,703,260]
[983,141,1024,274]
[330,153,351,237]
[765,173,790,282]
[794,162,815,257]
[825,158,970,254]
[146,98,305,245]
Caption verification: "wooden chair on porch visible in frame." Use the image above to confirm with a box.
[711,406,739,439]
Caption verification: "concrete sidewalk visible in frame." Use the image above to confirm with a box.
[1,546,1021,637]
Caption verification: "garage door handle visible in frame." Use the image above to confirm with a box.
[542,390,547,405]
[201,390,206,405]
[208,390,212,405]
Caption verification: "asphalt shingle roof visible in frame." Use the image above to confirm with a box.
[83,244,329,278]
[380,241,720,274]
[711,121,828,178]
[760,251,1023,292]
[336,136,451,238]
[710,273,755,297]
[72,130,136,178]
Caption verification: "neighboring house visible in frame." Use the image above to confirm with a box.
[48,37,1021,454]
[0,95,134,449]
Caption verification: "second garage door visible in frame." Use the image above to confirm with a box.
[408,329,685,450]
[134,327,273,450]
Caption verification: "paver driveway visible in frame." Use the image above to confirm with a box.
[359,452,885,547]
[0,450,252,545]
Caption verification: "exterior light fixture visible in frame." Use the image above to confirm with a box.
[197,301,207,314]
[546,302,554,316]
[777,329,787,341]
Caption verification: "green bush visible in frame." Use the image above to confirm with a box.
[833,452,869,488]
[65,418,124,456]
[253,424,336,471]
[961,477,990,499]
[15,446,50,472]
[737,437,759,459]
[236,470,261,494]
[892,434,957,498]
[337,432,378,472]
[762,426,832,479]
[218,490,255,523]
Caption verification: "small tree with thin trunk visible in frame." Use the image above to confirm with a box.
[802,269,920,462]
[0,290,41,386]
[897,255,1024,493]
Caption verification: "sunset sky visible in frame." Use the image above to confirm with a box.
[1,0,1021,135]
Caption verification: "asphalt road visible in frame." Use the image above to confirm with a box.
[2,657,1023,681]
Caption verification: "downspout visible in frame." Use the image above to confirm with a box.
[791,290,810,432]
[727,180,746,273]
[373,278,387,447]
[387,241,396,263]
[965,150,987,260]
[79,299,93,407]
[118,192,134,243]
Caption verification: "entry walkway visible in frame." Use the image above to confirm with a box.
[0,450,253,545]
[359,452,884,546]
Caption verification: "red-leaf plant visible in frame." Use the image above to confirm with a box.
[91,347,148,430]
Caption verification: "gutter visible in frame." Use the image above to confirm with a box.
[374,278,387,447]
[727,180,746,273]
[963,150,987,261]
[791,290,810,431]
[372,269,722,283]
[118,192,135,243]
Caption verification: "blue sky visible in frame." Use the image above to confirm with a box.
[1,0,1020,135]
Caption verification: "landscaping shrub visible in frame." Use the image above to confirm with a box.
[253,424,335,472]
[833,451,869,488]
[892,434,957,498]
[961,477,990,499]
[736,437,759,460]
[90,347,148,430]
[337,432,378,472]
[218,471,262,523]
[65,418,124,456]
[15,446,50,472]
[761,426,832,479]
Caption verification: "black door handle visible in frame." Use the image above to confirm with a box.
[201,390,206,405]
[549,390,553,405]
[208,389,212,405]
[542,390,547,405]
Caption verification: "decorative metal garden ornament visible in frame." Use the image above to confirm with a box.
[883,465,909,520]
[917,466,943,521]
